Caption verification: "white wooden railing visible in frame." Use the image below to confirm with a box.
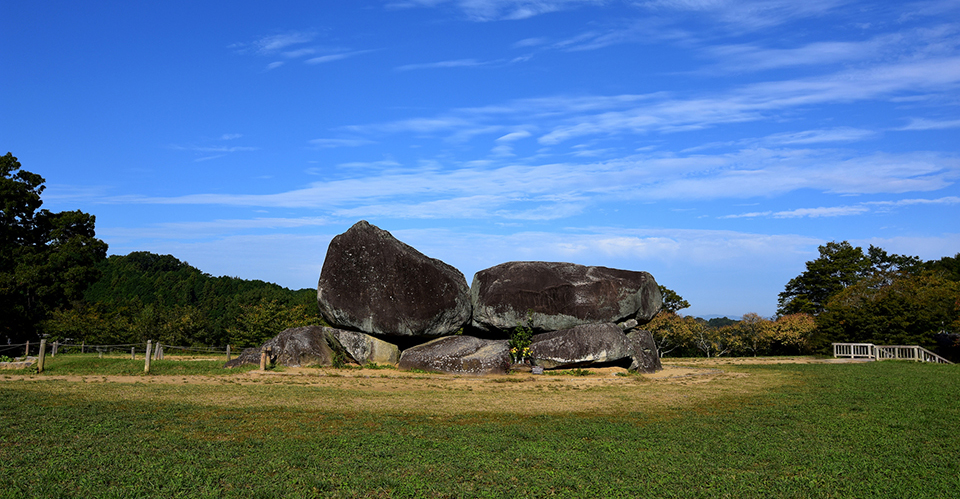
[832,343,953,364]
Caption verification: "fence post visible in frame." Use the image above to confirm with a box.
[38,339,46,373]
[226,344,231,362]
[260,347,267,371]
[25,341,29,357]
[82,342,85,354]
[131,346,135,360]
[145,340,152,373]
[52,341,58,357]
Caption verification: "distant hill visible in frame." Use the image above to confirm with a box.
[72,251,319,345]
[85,251,315,310]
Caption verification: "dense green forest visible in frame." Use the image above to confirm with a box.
[41,251,323,348]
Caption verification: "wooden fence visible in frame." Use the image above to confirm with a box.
[832,343,953,364]
[1,341,234,373]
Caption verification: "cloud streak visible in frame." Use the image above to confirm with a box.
[102,148,960,221]
[334,54,960,150]
[389,0,605,21]
[721,196,960,219]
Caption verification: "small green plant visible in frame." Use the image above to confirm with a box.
[0,355,13,363]
[406,368,438,374]
[510,311,534,363]
[331,350,346,369]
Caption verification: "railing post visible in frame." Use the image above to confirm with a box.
[144,340,152,373]
[38,339,46,373]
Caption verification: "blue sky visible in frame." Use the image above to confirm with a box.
[4,0,959,318]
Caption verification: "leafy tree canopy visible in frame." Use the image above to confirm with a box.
[777,241,928,316]
[1,153,108,342]
[779,241,960,358]
[925,253,960,282]
[816,272,960,351]
[706,317,737,328]
[658,285,690,314]
[777,241,871,316]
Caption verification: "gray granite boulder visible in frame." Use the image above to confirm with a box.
[328,328,399,366]
[398,335,511,375]
[225,325,342,368]
[471,261,662,335]
[317,221,472,338]
[626,329,662,373]
[529,323,636,369]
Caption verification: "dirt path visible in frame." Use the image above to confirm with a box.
[2,357,827,414]
[1,356,833,387]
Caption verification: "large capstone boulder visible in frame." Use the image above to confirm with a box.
[471,261,662,334]
[626,329,662,373]
[328,328,399,366]
[317,221,472,338]
[225,325,341,368]
[398,335,511,375]
[529,323,637,369]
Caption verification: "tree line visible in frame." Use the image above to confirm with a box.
[43,251,324,348]
[646,243,959,361]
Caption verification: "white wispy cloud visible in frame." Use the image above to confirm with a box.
[396,58,489,71]
[234,31,373,67]
[230,31,317,55]
[866,196,960,207]
[538,56,960,144]
[640,0,848,31]
[335,159,404,169]
[102,147,960,220]
[895,118,960,130]
[309,138,376,148]
[721,196,960,219]
[496,130,532,141]
[395,55,532,71]
[734,206,872,219]
[684,127,878,152]
[389,0,606,21]
[707,37,894,72]
[172,146,259,153]
[306,50,374,64]
[760,128,878,145]
[99,217,334,240]
[335,53,959,150]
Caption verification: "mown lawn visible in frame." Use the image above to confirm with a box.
[1,361,958,498]
[27,353,256,376]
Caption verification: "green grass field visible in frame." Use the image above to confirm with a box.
[1,358,958,498]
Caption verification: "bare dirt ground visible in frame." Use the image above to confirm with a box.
[0,356,832,415]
